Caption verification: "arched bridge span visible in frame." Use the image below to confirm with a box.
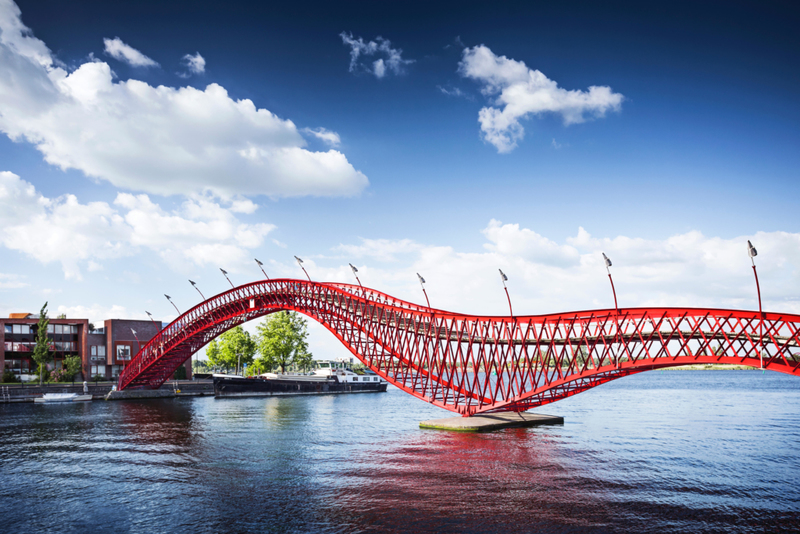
[118,279,800,415]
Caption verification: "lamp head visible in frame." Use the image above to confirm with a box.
[255,258,263,266]
[747,240,757,258]
[417,273,426,285]
[602,253,612,268]
[164,294,172,301]
[145,311,153,318]
[499,269,508,282]
[189,280,196,287]
[220,268,228,275]
[349,263,358,274]
[295,256,304,264]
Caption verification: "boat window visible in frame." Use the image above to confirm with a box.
[353,377,358,381]
[374,377,379,381]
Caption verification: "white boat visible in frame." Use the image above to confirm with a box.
[34,393,93,403]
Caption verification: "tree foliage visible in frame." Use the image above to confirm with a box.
[255,312,312,374]
[205,326,256,373]
[31,302,52,385]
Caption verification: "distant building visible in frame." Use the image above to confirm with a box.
[1,314,192,381]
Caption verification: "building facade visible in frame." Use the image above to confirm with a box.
[1,314,192,381]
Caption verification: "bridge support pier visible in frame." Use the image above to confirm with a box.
[419,412,564,432]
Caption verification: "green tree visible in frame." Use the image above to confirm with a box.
[206,326,256,373]
[206,339,222,370]
[31,302,52,385]
[63,355,81,381]
[255,312,312,374]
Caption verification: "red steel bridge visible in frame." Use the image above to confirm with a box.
[118,279,800,415]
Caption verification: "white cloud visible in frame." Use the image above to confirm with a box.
[180,51,205,75]
[459,45,624,152]
[297,221,800,319]
[0,272,27,289]
[302,127,341,147]
[340,32,413,78]
[103,37,158,68]
[261,223,800,363]
[0,3,368,198]
[0,171,276,280]
[55,303,143,325]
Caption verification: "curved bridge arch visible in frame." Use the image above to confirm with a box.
[118,278,800,415]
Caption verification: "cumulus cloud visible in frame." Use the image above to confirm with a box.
[180,51,205,76]
[459,45,624,152]
[55,304,144,325]
[302,127,341,147]
[340,32,413,78]
[0,3,368,198]
[103,37,158,68]
[0,171,275,280]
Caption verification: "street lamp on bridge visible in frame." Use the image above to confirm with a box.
[145,311,158,329]
[255,258,269,280]
[189,280,206,300]
[499,269,513,316]
[602,253,619,313]
[295,256,311,281]
[164,295,180,315]
[748,240,764,369]
[417,273,431,308]
[349,263,363,288]
[220,268,235,289]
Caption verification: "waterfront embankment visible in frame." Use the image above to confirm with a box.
[0,380,213,403]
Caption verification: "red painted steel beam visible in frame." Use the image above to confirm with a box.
[118,279,800,416]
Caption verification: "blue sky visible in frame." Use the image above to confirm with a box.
[1,0,799,358]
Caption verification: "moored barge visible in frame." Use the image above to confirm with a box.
[213,360,388,398]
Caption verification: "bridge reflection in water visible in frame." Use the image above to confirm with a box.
[118,279,800,415]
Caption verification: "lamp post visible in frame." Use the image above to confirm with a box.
[189,280,206,300]
[748,240,764,369]
[236,352,242,376]
[255,258,269,280]
[220,268,235,289]
[417,273,431,308]
[602,253,621,368]
[164,295,180,315]
[499,269,513,316]
[349,263,363,288]
[602,253,619,312]
[295,256,311,281]
[145,311,159,330]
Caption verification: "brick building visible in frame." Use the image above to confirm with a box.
[1,314,192,381]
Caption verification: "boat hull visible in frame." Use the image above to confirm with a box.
[213,376,387,398]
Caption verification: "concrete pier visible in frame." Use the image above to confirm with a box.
[420,412,563,432]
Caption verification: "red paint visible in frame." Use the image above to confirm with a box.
[118,279,800,416]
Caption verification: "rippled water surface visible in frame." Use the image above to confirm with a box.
[1,371,799,533]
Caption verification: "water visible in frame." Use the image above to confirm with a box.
[1,371,798,533]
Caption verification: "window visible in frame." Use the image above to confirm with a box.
[111,365,123,377]
[91,365,105,377]
[117,345,131,360]
[4,325,11,334]
[353,377,358,381]
[13,325,31,335]
[374,377,379,382]
[90,346,106,362]
[47,324,54,334]
[3,342,11,351]
[55,324,63,334]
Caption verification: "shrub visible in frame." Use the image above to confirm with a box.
[173,366,187,380]
[2,369,20,383]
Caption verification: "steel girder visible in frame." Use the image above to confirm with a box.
[117,279,800,415]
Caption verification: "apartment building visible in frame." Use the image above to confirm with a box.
[1,314,192,381]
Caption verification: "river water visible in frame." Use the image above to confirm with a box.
[1,370,798,533]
